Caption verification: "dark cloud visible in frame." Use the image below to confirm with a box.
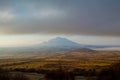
[0,0,120,36]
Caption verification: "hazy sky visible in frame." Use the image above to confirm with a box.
[0,0,120,47]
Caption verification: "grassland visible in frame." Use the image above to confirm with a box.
[0,50,120,80]
[0,53,120,71]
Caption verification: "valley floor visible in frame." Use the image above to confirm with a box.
[0,50,120,80]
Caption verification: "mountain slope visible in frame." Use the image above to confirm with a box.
[70,48,97,53]
[0,37,120,59]
[54,48,120,60]
[35,37,83,48]
[32,37,84,53]
[0,37,83,54]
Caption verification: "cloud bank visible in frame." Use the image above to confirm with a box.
[0,0,120,36]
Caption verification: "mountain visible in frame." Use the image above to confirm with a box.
[38,37,120,49]
[0,37,120,59]
[0,37,120,55]
[37,37,82,47]
[0,37,85,59]
[32,37,84,53]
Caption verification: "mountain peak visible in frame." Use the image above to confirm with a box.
[40,37,82,48]
[55,37,66,39]
[49,37,72,42]
[55,37,70,40]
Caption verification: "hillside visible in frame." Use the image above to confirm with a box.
[46,48,120,61]
[0,37,120,59]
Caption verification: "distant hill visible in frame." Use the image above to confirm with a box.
[0,37,120,59]
[35,37,83,48]
[0,37,84,58]
[33,37,120,51]
[70,48,97,53]
[62,48,97,59]
[31,37,85,53]
[50,48,120,60]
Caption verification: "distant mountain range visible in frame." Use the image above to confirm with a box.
[0,37,120,59]
[33,37,120,51]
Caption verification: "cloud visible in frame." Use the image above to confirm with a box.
[0,10,15,21]
[0,0,120,36]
